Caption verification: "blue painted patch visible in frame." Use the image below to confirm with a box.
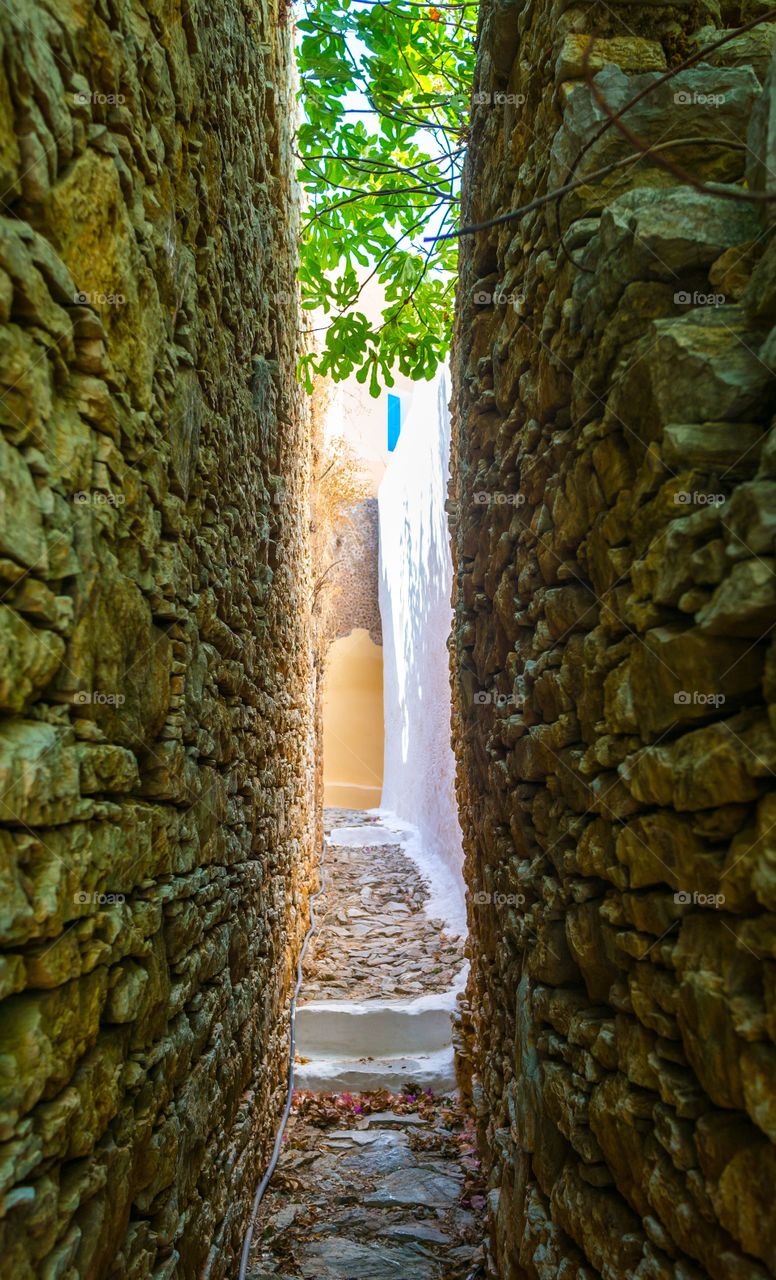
[387,393,401,452]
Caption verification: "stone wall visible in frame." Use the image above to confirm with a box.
[331,497,383,645]
[0,1,317,1276]
[450,4,776,1277]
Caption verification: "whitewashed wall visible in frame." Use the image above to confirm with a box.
[378,370,465,891]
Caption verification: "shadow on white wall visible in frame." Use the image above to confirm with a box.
[378,370,464,893]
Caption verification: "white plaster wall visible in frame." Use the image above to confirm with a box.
[321,278,419,496]
[378,369,465,895]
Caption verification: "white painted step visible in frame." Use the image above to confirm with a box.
[298,817,468,1096]
[325,824,403,846]
[295,992,459,1094]
[295,999,452,1057]
[294,1044,457,1093]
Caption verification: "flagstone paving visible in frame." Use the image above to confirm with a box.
[246,1093,486,1280]
[246,811,485,1280]
[304,809,465,1001]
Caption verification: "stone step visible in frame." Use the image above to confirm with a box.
[295,997,453,1056]
[295,992,459,1092]
[297,1235,443,1279]
[294,1044,457,1093]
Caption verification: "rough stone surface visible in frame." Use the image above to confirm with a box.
[303,810,464,1001]
[450,7,776,1280]
[0,1,317,1277]
[328,498,383,645]
[246,1070,485,1278]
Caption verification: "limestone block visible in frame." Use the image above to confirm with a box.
[75,742,138,793]
[62,564,172,749]
[0,433,47,569]
[619,715,765,810]
[555,35,666,84]
[0,606,63,711]
[744,237,776,321]
[608,625,763,737]
[0,720,82,826]
[551,65,760,224]
[550,1161,645,1276]
[0,969,108,1138]
[696,558,776,636]
[662,422,765,474]
[696,1110,776,1265]
[691,24,776,82]
[611,309,774,433]
[598,186,761,281]
[746,41,776,221]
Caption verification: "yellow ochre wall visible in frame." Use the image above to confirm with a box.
[323,628,384,809]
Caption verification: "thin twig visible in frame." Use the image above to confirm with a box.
[581,31,776,204]
[422,137,746,240]
[556,13,776,263]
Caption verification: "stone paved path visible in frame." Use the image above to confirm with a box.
[303,809,465,1001]
[246,811,484,1280]
[247,1094,485,1279]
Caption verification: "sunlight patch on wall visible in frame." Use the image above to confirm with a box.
[322,627,384,809]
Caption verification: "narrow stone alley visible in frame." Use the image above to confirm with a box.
[2,0,776,1272]
[245,810,483,1280]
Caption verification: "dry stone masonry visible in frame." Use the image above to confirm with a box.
[450,3,776,1278]
[328,497,383,645]
[0,1,316,1276]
